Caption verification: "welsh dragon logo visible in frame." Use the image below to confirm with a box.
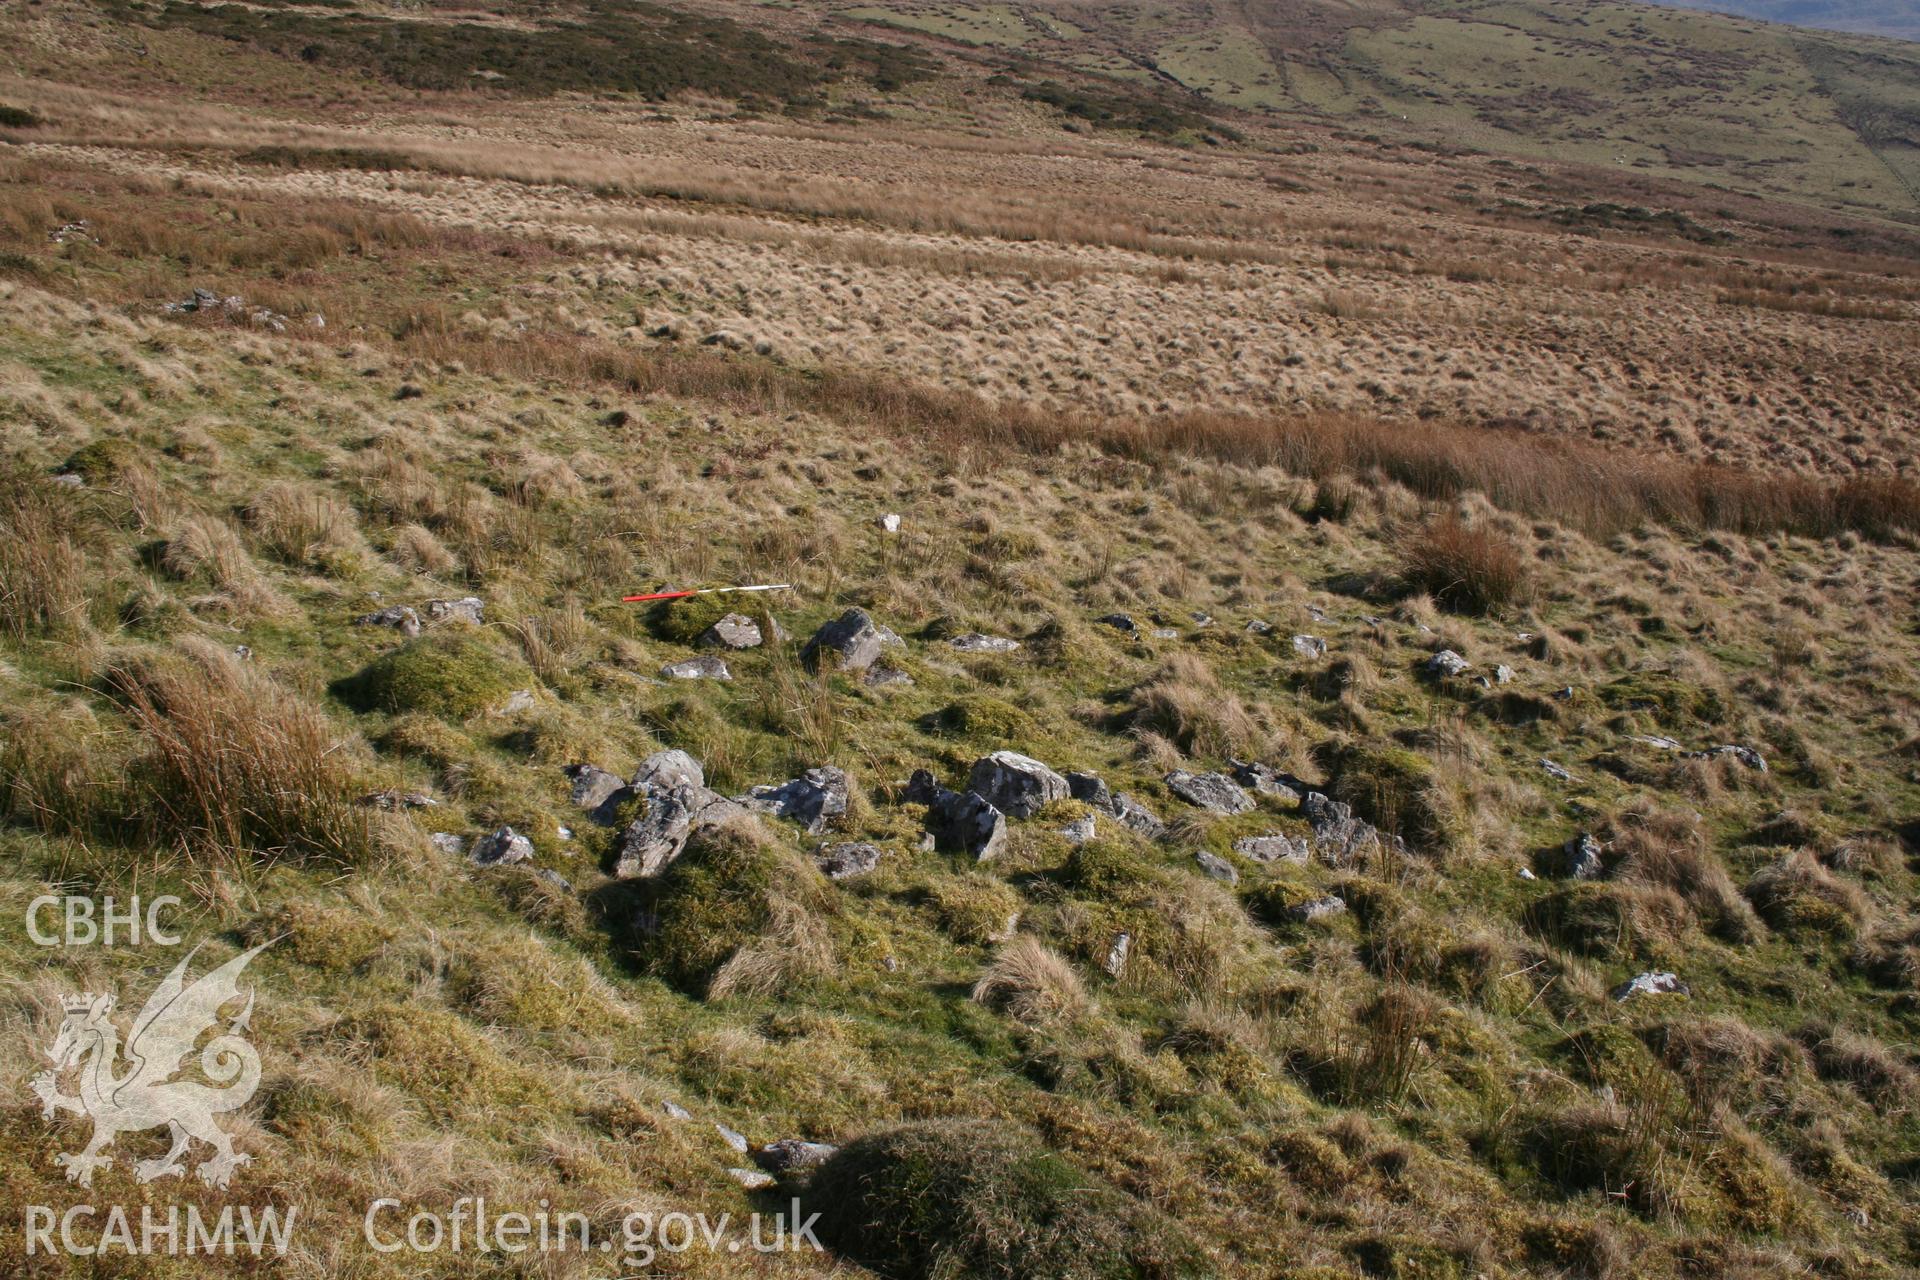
[31,941,269,1190]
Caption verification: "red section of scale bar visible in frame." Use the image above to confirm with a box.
[621,590,700,602]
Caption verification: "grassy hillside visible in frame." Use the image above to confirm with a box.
[825,0,1920,220]
[0,6,1917,1278]
[1649,0,1920,42]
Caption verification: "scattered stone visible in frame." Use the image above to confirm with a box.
[1097,613,1137,633]
[950,633,1020,653]
[1287,894,1347,924]
[728,1168,776,1191]
[498,689,535,714]
[555,826,573,841]
[232,645,253,661]
[536,867,573,891]
[968,751,1069,819]
[1191,612,1214,628]
[49,219,93,244]
[1552,686,1575,701]
[429,833,467,856]
[357,605,422,636]
[1493,664,1515,684]
[662,655,731,680]
[1301,791,1383,867]
[864,665,914,688]
[1164,769,1254,815]
[1292,635,1328,659]
[1104,931,1131,979]
[876,512,902,533]
[700,614,763,649]
[1612,971,1689,1001]
[425,596,485,625]
[817,841,883,880]
[1688,744,1768,772]
[1245,619,1273,635]
[1228,759,1306,801]
[1518,866,1537,881]
[1234,834,1309,864]
[1065,771,1164,837]
[50,472,84,489]
[1194,851,1239,885]
[1306,604,1329,623]
[358,789,436,811]
[469,826,534,867]
[1633,734,1683,751]
[1059,813,1097,845]
[737,766,850,834]
[1150,628,1179,639]
[905,770,1007,859]
[1539,758,1575,782]
[662,1100,691,1121]
[1423,649,1471,678]
[565,764,629,822]
[802,608,885,673]
[715,1123,750,1154]
[612,750,743,878]
[1559,832,1604,880]
[754,1140,838,1173]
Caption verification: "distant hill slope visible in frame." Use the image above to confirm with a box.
[826,0,1920,220]
[1647,0,1920,41]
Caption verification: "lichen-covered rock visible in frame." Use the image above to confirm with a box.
[470,826,534,867]
[1560,832,1605,880]
[968,751,1069,819]
[817,841,883,880]
[1194,851,1239,884]
[1292,634,1328,659]
[755,1139,838,1173]
[565,764,629,823]
[802,608,885,673]
[1059,813,1097,844]
[1164,769,1254,815]
[662,655,731,680]
[737,766,850,834]
[700,613,764,650]
[425,595,485,625]
[1688,744,1768,772]
[950,633,1021,653]
[611,750,742,877]
[1424,649,1471,678]
[1234,834,1309,864]
[1301,791,1383,867]
[1612,971,1689,1001]
[1229,759,1306,801]
[905,769,1008,859]
[357,604,421,636]
[1287,894,1347,924]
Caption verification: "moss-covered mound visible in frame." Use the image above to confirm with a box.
[1327,742,1463,856]
[336,627,530,718]
[804,1119,1211,1280]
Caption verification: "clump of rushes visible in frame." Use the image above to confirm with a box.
[1400,513,1529,614]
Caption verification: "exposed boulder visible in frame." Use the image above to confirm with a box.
[1096,613,1137,633]
[1539,758,1575,782]
[817,841,883,880]
[1234,834,1309,864]
[425,596,486,625]
[728,1168,776,1191]
[1292,635,1328,659]
[1423,649,1471,678]
[1688,744,1768,772]
[1059,813,1097,845]
[1194,851,1239,884]
[469,826,534,867]
[968,751,1069,819]
[611,750,742,878]
[1301,791,1383,867]
[1164,769,1254,815]
[565,764,629,822]
[755,1139,838,1173]
[1066,770,1165,838]
[737,766,850,834]
[904,769,1007,859]
[802,608,886,673]
[429,833,467,857]
[1287,894,1347,924]
[1228,759,1306,801]
[662,655,731,680]
[1612,971,1689,1001]
[950,633,1021,653]
[1559,832,1605,880]
[1104,931,1131,978]
[700,613,764,650]
[1245,619,1273,635]
[356,605,421,636]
